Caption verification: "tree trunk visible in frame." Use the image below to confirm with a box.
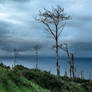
[70,64,72,78]
[56,39,60,76]
[68,56,72,78]
[72,54,75,78]
[66,49,72,78]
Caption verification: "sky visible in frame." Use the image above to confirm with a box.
[0,0,92,57]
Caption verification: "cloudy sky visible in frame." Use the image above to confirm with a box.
[0,0,92,57]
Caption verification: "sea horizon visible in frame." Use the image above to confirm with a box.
[0,56,92,79]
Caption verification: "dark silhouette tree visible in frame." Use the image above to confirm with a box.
[36,6,70,76]
[33,45,40,69]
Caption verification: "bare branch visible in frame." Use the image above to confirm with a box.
[57,22,66,38]
[42,21,56,39]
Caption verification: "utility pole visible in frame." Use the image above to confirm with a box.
[14,48,17,67]
[33,45,40,70]
[35,48,38,69]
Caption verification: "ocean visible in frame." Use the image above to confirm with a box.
[0,57,92,79]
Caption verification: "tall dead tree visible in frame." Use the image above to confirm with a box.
[70,53,75,78]
[88,70,91,80]
[59,43,75,78]
[33,45,40,69]
[80,70,84,79]
[36,6,70,76]
[64,68,67,77]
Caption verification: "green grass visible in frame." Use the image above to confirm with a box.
[0,63,91,92]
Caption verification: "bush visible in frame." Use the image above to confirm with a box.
[22,69,63,91]
[13,65,28,71]
[0,63,10,69]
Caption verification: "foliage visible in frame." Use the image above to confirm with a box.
[0,64,92,92]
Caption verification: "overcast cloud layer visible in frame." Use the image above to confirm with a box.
[0,0,92,57]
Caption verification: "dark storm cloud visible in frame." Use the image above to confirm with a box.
[0,38,48,53]
[66,15,92,29]
[0,0,92,57]
[75,16,92,22]
[69,42,92,52]
[0,21,10,39]
[66,21,82,28]
[67,42,92,58]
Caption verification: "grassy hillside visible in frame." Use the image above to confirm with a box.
[0,63,92,92]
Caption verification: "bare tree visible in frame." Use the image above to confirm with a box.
[64,68,67,77]
[80,70,84,79]
[59,43,75,78]
[33,45,40,69]
[88,70,91,80]
[36,6,70,76]
[70,53,75,78]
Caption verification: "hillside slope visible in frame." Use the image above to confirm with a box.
[0,63,92,92]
